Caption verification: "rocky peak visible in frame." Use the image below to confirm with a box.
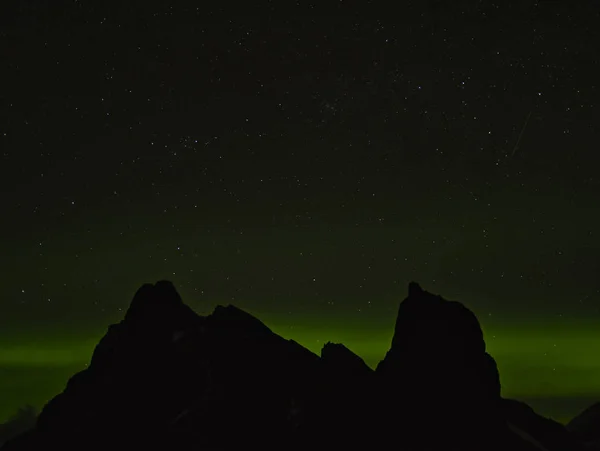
[375,282,502,443]
[87,281,202,367]
[388,282,485,359]
[1,281,584,451]
[320,342,372,376]
[207,304,276,339]
[123,281,198,328]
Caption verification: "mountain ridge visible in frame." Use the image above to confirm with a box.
[1,281,588,451]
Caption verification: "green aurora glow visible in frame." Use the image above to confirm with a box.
[1,315,599,424]
[2,2,600,431]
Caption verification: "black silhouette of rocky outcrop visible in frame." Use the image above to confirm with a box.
[568,402,600,450]
[1,281,585,451]
[376,281,504,447]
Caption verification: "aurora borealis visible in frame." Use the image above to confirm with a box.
[2,1,600,425]
[2,319,600,423]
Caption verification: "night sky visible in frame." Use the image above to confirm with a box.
[1,1,600,424]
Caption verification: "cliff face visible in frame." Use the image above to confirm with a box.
[375,282,503,446]
[1,281,584,451]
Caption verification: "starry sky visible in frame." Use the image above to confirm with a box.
[1,0,600,424]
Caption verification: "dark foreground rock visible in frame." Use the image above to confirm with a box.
[0,406,37,449]
[1,281,585,451]
[568,402,600,450]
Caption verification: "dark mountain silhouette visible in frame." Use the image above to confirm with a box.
[0,406,36,448]
[376,281,503,447]
[1,281,586,451]
[503,398,584,451]
[568,402,600,450]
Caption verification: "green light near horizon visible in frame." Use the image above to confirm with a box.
[1,319,599,425]
[0,341,98,367]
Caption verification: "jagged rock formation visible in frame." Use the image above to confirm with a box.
[376,281,504,447]
[1,281,585,451]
